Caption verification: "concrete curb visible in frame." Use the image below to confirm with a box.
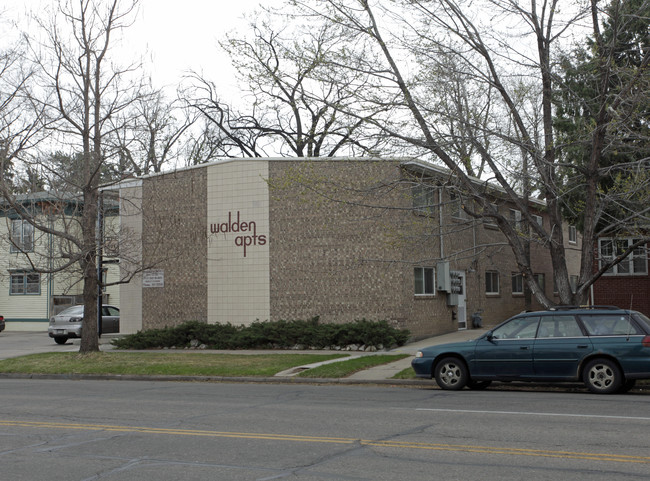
[0,372,435,388]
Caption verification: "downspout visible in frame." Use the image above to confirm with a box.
[438,187,444,259]
[47,218,53,320]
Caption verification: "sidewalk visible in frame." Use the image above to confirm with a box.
[347,328,486,381]
[274,328,487,381]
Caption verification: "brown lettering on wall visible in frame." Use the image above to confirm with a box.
[209,211,267,257]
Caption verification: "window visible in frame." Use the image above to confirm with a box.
[511,273,524,295]
[450,192,467,219]
[581,314,643,336]
[10,272,40,295]
[102,305,120,317]
[10,219,34,253]
[532,214,543,228]
[492,316,539,339]
[537,316,583,338]
[599,238,648,276]
[414,267,435,295]
[485,271,499,295]
[484,203,498,228]
[509,209,522,231]
[534,273,545,293]
[412,185,436,214]
[568,225,577,244]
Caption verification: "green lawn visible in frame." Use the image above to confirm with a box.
[297,354,410,378]
[391,367,418,379]
[0,352,409,378]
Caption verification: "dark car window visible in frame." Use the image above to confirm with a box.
[492,317,540,339]
[103,306,119,316]
[581,314,643,336]
[537,315,584,338]
[632,313,650,332]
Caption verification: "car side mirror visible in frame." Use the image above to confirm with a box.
[486,332,495,342]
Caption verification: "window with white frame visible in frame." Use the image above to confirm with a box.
[511,273,524,295]
[599,238,648,275]
[569,225,577,244]
[412,184,436,215]
[485,271,500,295]
[532,214,543,228]
[10,271,40,295]
[10,219,34,253]
[414,267,435,295]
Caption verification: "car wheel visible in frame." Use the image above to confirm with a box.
[54,337,69,345]
[467,380,492,390]
[434,357,468,390]
[583,358,622,394]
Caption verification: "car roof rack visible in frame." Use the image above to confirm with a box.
[550,305,621,311]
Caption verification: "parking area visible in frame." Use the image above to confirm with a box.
[0,331,117,361]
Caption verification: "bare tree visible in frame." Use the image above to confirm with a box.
[283,0,650,308]
[3,0,146,353]
[112,89,198,175]
[188,16,389,157]
[0,38,45,189]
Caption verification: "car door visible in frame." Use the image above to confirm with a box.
[532,315,593,379]
[473,316,539,378]
[580,313,647,374]
[101,306,120,334]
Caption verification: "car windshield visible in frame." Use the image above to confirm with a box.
[59,305,84,316]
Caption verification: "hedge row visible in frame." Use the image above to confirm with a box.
[110,318,410,351]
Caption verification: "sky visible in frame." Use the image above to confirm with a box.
[3,0,280,94]
[129,0,270,90]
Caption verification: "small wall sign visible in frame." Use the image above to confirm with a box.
[143,269,165,288]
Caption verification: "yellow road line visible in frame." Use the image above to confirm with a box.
[2,419,649,464]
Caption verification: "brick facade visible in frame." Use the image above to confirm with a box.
[120,158,581,339]
[593,276,650,316]
[141,168,208,329]
[266,159,571,338]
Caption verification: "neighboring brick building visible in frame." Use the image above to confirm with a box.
[117,158,581,339]
[592,238,650,316]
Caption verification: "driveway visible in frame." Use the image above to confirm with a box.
[0,331,116,360]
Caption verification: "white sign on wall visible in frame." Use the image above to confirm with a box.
[143,269,164,288]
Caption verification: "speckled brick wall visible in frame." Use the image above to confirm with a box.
[127,158,580,339]
[267,159,453,339]
[141,168,208,329]
[266,159,576,338]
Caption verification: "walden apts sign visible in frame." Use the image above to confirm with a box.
[209,211,267,257]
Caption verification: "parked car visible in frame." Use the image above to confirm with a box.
[0,315,5,333]
[412,306,650,394]
[48,305,120,345]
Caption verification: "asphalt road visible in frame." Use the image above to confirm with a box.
[1,379,649,480]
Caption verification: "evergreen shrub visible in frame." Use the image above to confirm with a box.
[111,318,410,350]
